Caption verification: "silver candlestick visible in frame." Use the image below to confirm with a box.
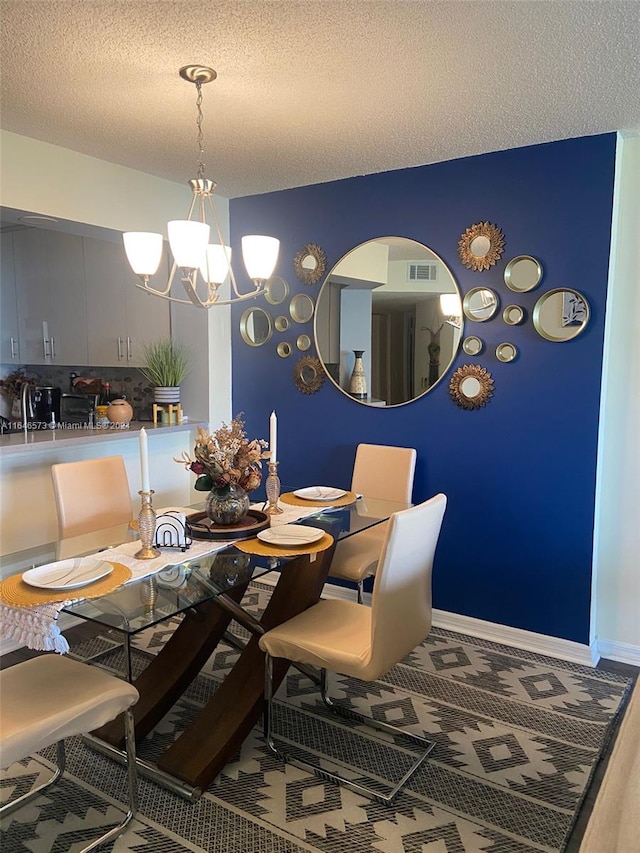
[135,490,161,559]
[264,462,283,515]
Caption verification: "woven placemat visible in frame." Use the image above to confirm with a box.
[279,490,357,508]
[0,562,131,607]
[234,532,334,558]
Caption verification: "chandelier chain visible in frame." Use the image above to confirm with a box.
[195,81,206,182]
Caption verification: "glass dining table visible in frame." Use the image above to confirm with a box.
[3,495,409,801]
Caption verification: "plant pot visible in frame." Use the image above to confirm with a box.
[154,386,180,404]
[205,483,250,526]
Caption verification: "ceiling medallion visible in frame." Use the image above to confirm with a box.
[458,222,505,272]
[294,243,327,285]
[449,363,495,410]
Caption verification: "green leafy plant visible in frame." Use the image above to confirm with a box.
[140,338,191,387]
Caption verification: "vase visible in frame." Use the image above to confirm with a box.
[349,350,367,400]
[153,386,180,404]
[205,482,250,526]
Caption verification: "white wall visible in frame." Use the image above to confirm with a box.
[593,132,640,664]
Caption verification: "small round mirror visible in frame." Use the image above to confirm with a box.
[496,342,518,363]
[458,222,505,271]
[297,334,311,351]
[463,287,499,322]
[503,305,525,326]
[533,289,590,342]
[277,342,292,358]
[504,256,543,293]
[449,364,495,410]
[470,235,491,257]
[290,293,315,323]
[239,307,273,347]
[462,335,484,356]
[294,355,325,394]
[275,315,290,332]
[264,275,289,305]
[294,243,327,284]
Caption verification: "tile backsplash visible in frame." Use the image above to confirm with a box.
[0,364,155,421]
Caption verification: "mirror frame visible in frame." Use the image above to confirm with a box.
[274,315,290,332]
[462,335,484,355]
[294,355,325,394]
[264,275,290,305]
[503,304,525,325]
[496,342,518,363]
[458,221,505,271]
[463,287,500,322]
[294,243,327,285]
[277,341,292,358]
[449,364,495,410]
[533,288,591,342]
[290,293,315,323]
[239,306,273,347]
[296,334,311,351]
[504,255,543,293]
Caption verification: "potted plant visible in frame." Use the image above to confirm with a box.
[140,338,191,403]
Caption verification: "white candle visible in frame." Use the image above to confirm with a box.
[269,410,277,463]
[139,427,150,492]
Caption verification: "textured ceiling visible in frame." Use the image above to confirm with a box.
[1,1,639,199]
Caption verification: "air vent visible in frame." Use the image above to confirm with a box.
[407,262,437,282]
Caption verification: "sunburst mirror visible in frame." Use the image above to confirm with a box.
[458,222,505,271]
[294,243,327,285]
[449,364,495,410]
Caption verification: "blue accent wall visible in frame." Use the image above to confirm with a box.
[229,135,616,645]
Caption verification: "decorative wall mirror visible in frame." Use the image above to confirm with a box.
[239,307,273,347]
[449,364,495,410]
[296,334,311,351]
[274,315,290,332]
[503,304,525,325]
[496,342,518,363]
[463,287,499,322]
[264,275,290,305]
[458,221,505,271]
[294,243,327,285]
[314,236,463,407]
[294,355,325,394]
[533,288,590,342]
[504,255,543,292]
[277,342,292,358]
[462,335,484,356]
[290,293,315,323]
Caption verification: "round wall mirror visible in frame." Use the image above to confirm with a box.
[314,236,462,407]
[294,355,325,394]
[462,335,484,355]
[503,304,525,325]
[297,334,311,351]
[277,342,292,358]
[239,307,273,347]
[275,315,290,332]
[458,222,505,271]
[533,288,590,342]
[290,293,315,323]
[496,342,518,363]
[264,275,289,305]
[449,364,495,410]
[504,255,543,292]
[294,243,327,284]
[463,287,499,322]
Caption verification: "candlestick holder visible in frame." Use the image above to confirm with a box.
[135,490,161,559]
[264,462,283,515]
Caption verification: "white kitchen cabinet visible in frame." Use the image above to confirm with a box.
[84,237,170,367]
[1,233,20,362]
[13,229,88,365]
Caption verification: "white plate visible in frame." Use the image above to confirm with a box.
[22,558,113,591]
[293,486,346,501]
[257,525,326,546]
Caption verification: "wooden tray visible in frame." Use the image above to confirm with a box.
[186,509,269,541]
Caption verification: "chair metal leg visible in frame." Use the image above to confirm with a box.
[263,656,435,805]
[356,580,364,604]
[1,710,138,851]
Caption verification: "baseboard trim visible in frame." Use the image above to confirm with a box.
[595,638,640,667]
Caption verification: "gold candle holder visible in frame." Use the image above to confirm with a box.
[135,490,161,559]
[264,461,283,515]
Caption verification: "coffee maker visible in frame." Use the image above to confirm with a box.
[34,386,61,429]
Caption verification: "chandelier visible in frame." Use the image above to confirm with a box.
[123,65,279,308]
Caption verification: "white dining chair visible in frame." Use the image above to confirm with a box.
[260,493,446,804]
[51,455,133,541]
[0,654,139,851]
[327,443,417,602]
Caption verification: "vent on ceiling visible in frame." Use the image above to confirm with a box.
[406,262,437,282]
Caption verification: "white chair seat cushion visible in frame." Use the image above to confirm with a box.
[1,655,139,769]
[329,523,387,583]
[259,598,375,679]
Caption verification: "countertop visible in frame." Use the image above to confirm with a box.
[0,420,200,457]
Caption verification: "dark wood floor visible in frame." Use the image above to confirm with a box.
[2,624,637,852]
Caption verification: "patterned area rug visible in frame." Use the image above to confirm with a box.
[1,581,633,853]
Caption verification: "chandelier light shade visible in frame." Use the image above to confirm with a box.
[123,65,280,308]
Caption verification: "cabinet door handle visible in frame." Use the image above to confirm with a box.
[118,336,124,360]
[10,337,17,359]
[127,336,132,361]
[50,336,56,359]
[43,338,51,359]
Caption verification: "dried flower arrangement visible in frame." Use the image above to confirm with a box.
[0,368,36,401]
[175,414,268,493]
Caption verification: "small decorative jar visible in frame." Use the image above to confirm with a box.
[205,483,250,526]
[107,398,134,427]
